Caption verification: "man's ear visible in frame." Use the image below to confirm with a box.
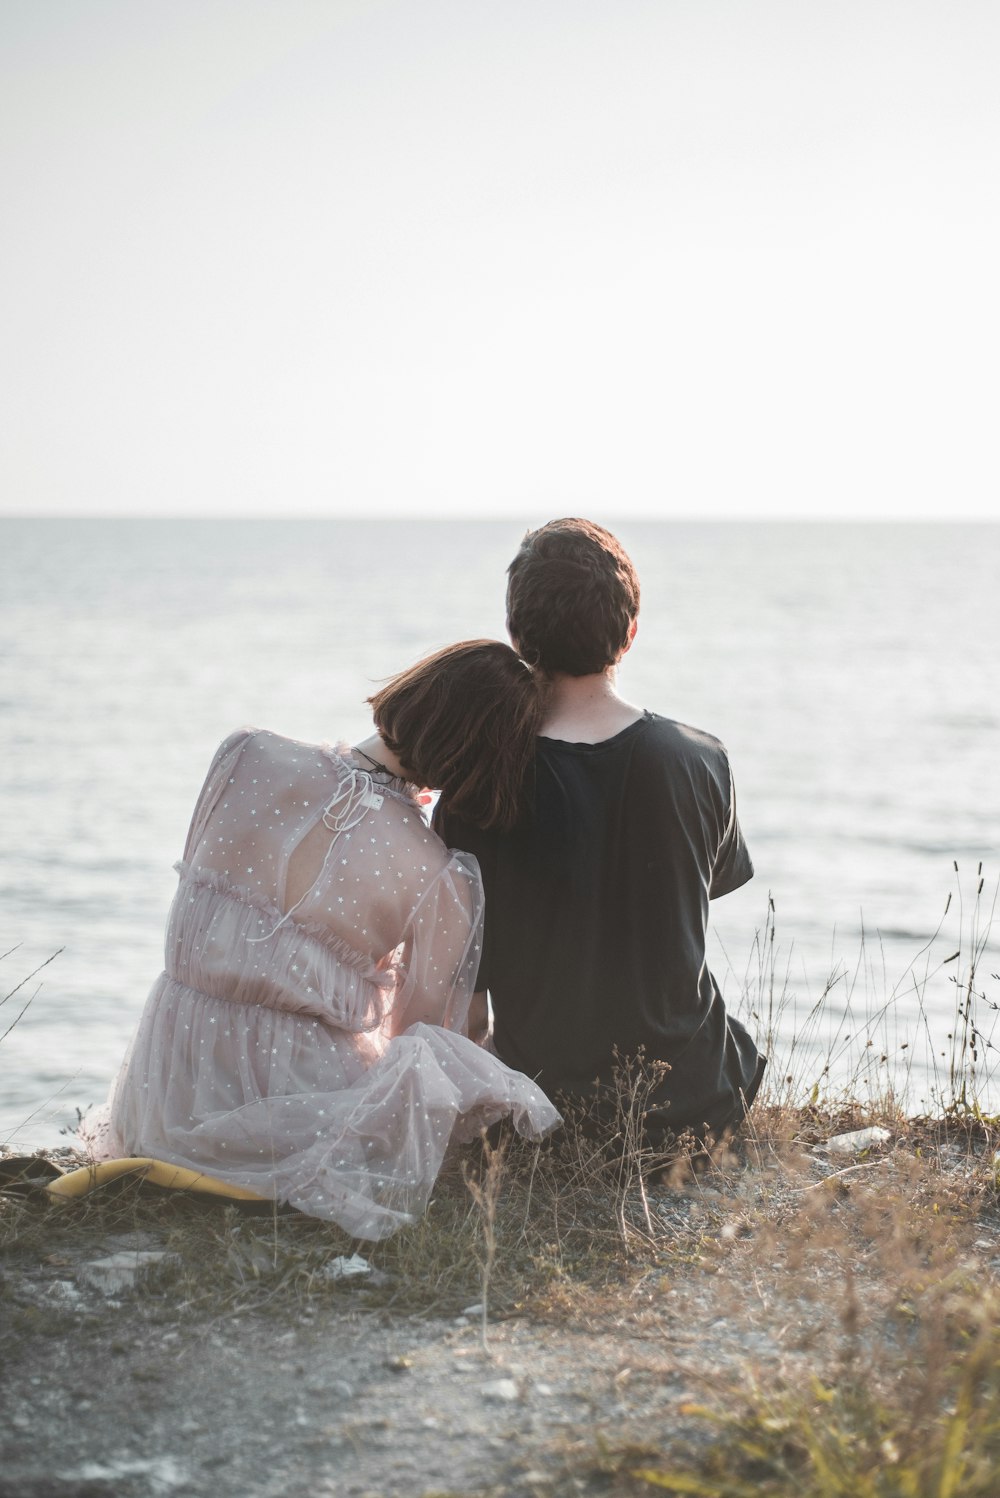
[506,614,519,652]
[621,618,638,656]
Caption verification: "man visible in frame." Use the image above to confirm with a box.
[435,517,764,1142]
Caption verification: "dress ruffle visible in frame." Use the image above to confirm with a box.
[170,862,394,1031]
[81,984,557,1239]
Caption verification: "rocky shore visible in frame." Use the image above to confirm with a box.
[3,1117,1000,1497]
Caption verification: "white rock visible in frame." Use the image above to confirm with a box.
[61,1457,188,1494]
[823,1126,892,1156]
[317,1253,372,1281]
[77,1251,176,1296]
[46,1279,82,1303]
[481,1378,520,1403]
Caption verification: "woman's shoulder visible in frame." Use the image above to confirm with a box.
[373,793,481,893]
[215,727,337,772]
[198,730,354,812]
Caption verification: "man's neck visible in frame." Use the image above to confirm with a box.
[538,669,643,745]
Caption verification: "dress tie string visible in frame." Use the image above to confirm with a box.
[247,765,382,943]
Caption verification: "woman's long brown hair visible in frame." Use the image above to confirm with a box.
[368,640,543,831]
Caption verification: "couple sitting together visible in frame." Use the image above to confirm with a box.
[82,519,764,1239]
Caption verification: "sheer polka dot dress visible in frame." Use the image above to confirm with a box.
[80,729,560,1239]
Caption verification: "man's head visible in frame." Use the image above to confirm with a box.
[506,518,640,676]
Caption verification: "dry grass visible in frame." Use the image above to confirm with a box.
[0,1070,727,1325]
[3,868,1000,1495]
[3,1109,1000,1498]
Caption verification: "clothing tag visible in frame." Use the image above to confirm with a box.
[365,791,384,810]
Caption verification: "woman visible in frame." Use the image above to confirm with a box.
[80,642,560,1239]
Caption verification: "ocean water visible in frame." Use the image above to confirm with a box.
[2,517,998,1146]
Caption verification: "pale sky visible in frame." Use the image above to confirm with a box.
[2,0,998,520]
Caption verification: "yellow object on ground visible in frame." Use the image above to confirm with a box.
[45,1158,269,1202]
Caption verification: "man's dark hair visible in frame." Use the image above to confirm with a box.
[506,518,640,676]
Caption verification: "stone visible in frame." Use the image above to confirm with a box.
[317,1253,372,1281]
[481,1378,519,1403]
[824,1127,892,1156]
[77,1251,178,1296]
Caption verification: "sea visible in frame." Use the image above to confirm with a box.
[2,517,998,1148]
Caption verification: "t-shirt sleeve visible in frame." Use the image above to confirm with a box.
[432,805,495,993]
[710,762,754,899]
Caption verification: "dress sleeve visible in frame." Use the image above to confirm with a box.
[431,805,496,993]
[390,850,486,1037]
[180,728,257,864]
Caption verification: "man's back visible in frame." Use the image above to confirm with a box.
[436,711,763,1139]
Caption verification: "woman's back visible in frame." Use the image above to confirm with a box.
[174,728,480,1032]
[187,729,449,952]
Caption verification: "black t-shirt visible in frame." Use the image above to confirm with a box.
[435,711,763,1137]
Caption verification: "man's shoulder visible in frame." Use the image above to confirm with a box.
[639,712,730,764]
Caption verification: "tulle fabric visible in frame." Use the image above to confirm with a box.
[165,864,395,1028]
[80,729,560,1238]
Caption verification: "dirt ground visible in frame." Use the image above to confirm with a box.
[0,1280,758,1498]
[3,1134,999,1498]
[1,1227,800,1498]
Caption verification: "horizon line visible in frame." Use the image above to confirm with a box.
[2,511,997,525]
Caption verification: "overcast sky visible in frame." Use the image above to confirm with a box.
[2,0,998,520]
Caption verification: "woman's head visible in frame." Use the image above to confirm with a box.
[368,640,542,831]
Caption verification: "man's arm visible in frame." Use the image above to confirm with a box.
[466,990,490,1046]
[432,805,497,996]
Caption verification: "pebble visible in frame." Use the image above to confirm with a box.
[481,1378,519,1403]
[317,1253,371,1281]
[823,1126,892,1156]
[76,1251,178,1296]
[307,1378,354,1401]
[46,1279,82,1303]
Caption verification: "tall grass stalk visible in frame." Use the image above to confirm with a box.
[462,1130,505,1351]
[0,945,63,1046]
[731,866,1000,1125]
